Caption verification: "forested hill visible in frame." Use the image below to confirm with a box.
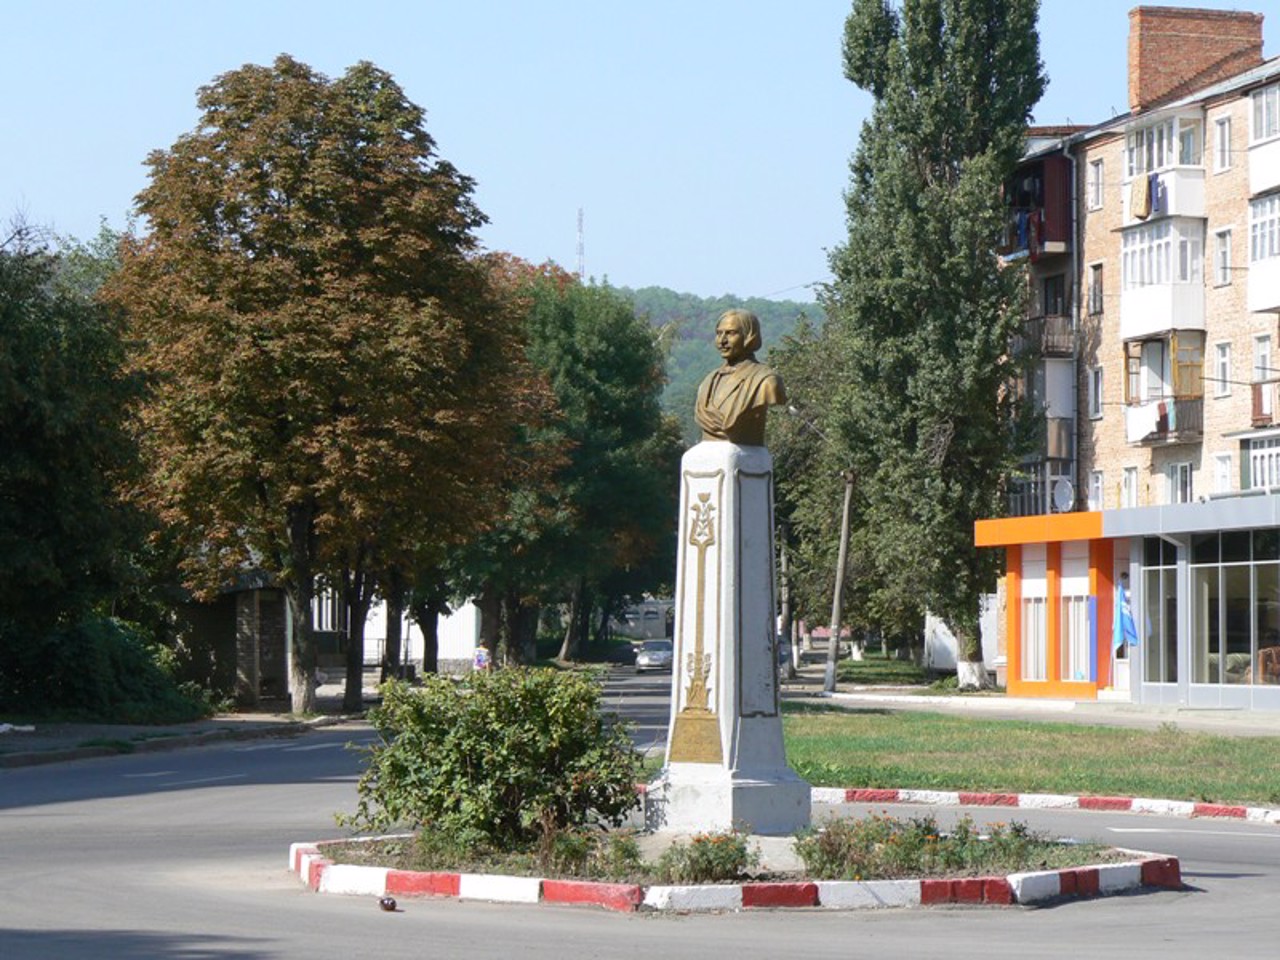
[614,286,824,443]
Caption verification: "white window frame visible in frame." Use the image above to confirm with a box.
[1178,119,1202,166]
[1087,159,1104,210]
[1213,341,1232,398]
[1252,84,1280,144]
[1214,229,1232,285]
[1256,334,1274,419]
[1088,470,1104,510]
[1250,437,1280,490]
[1022,597,1047,682]
[1214,117,1232,172]
[1213,453,1232,495]
[1088,365,1103,419]
[1122,466,1139,508]
[1087,262,1104,315]
[1127,119,1176,178]
[1251,195,1280,263]
[1167,461,1193,505]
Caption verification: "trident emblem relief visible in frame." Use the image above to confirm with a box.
[669,488,723,764]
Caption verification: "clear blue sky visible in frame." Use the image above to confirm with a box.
[2,1,1275,300]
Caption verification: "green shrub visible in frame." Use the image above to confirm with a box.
[343,669,643,848]
[653,829,758,884]
[795,812,1107,880]
[0,615,210,722]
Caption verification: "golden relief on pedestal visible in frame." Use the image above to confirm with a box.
[668,491,723,764]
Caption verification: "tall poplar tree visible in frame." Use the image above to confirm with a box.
[108,56,527,712]
[825,0,1045,686]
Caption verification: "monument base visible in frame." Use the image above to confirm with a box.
[646,764,811,837]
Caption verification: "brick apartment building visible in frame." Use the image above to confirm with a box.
[976,6,1280,709]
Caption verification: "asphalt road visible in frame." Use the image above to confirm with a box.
[1,668,1277,959]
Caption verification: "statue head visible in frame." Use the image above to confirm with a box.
[715,309,762,364]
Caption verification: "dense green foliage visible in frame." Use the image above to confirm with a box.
[0,230,136,636]
[1,616,208,722]
[453,266,682,664]
[784,0,1046,675]
[0,228,204,718]
[345,669,643,845]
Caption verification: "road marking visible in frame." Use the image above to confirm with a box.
[121,771,175,778]
[163,774,247,787]
[281,742,347,753]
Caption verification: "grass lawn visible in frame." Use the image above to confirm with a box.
[783,703,1280,807]
[834,656,929,686]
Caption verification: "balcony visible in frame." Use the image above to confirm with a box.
[1119,282,1204,340]
[1124,397,1203,445]
[1012,314,1074,357]
[1007,460,1076,517]
[1250,136,1280,197]
[1249,256,1280,314]
[1122,167,1205,225]
[999,155,1071,262]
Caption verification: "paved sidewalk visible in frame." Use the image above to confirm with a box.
[0,677,373,768]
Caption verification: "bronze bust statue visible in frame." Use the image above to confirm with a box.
[694,309,786,446]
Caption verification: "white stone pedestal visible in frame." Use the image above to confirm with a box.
[647,442,810,836]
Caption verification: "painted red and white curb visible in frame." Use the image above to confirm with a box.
[289,840,1181,913]
[810,786,1280,825]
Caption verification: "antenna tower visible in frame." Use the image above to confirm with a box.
[576,207,585,280]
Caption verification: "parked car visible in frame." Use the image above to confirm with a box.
[634,639,674,673]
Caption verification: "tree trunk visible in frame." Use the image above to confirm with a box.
[477,587,502,669]
[285,504,318,714]
[954,617,992,691]
[409,594,443,675]
[381,572,405,683]
[501,588,525,666]
[342,564,372,713]
[557,578,585,661]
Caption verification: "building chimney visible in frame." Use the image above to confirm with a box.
[1128,6,1264,112]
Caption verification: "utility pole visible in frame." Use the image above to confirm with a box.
[823,469,855,693]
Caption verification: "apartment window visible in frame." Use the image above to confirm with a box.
[1213,342,1232,398]
[1251,195,1280,263]
[1088,366,1103,419]
[1253,84,1280,143]
[1088,470,1104,510]
[1041,274,1067,316]
[1214,117,1232,171]
[1087,159,1104,209]
[1122,221,1171,287]
[1122,466,1138,507]
[1177,233,1203,284]
[1127,120,1176,177]
[1087,263,1104,315]
[1167,462,1193,505]
[1123,220,1206,288]
[1178,119,1202,166]
[1214,229,1232,285]
[1022,597,1047,682]
[1256,335,1274,420]
[1213,453,1232,495]
[1249,437,1280,489]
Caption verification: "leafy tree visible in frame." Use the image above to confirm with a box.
[822,0,1045,687]
[107,56,529,712]
[455,261,681,665]
[0,224,136,638]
